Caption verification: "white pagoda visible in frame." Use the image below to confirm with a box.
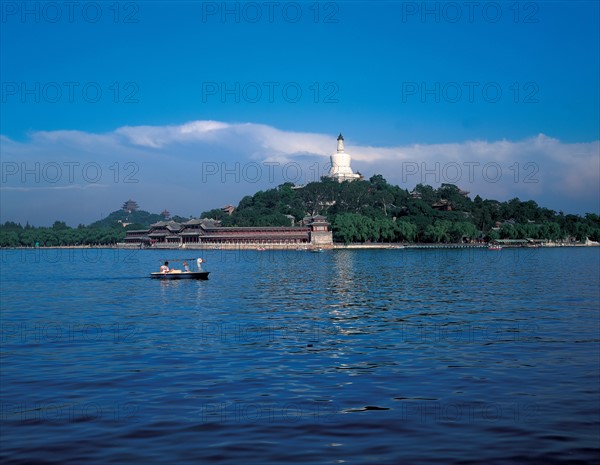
[328,133,361,182]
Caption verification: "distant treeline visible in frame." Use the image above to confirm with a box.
[0,209,190,247]
[0,222,126,247]
[1,176,599,246]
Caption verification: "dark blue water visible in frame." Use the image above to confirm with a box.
[1,247,599,464]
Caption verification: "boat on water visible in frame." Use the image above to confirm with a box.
[150,258,210,280]
[150,270,210,280]
[488,244,502,251]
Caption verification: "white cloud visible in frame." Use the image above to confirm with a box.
[348,135,599,204]
[115,120,231,148]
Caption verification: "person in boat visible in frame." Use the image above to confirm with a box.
[183,261,190,272]
[160,261,169,273]
[197,258,204,271]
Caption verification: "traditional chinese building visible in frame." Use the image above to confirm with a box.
[409,189,422,199]
[123,215,332,248]
[431,199,452,211]
[122,199,139,213]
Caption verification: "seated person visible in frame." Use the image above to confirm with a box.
[183,261,190,272]
[160,261,169,273]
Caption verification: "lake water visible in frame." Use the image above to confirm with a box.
[1,247,599,464]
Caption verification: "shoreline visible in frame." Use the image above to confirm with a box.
[2,242,598,251]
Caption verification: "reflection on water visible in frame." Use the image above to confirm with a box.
[1,248,599,465]
[329,250,357,311]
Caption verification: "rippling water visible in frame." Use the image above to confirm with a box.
[1,247,599,464]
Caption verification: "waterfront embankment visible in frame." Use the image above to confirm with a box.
[3,241,598,251]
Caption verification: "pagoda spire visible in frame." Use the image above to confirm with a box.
[337,133,344,152]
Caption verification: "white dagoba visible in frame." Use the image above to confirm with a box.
[328,133,361,182]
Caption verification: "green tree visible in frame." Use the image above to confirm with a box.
[52,221,69,231]
[395,221,417,242]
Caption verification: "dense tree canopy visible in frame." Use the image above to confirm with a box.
[0,224,126,247]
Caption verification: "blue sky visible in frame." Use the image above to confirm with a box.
[1,1,599,226]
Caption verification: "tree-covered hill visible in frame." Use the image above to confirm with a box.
[88,209,189,230]
[201,176,600,244]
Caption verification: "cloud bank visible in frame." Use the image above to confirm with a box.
[1,121,598,226]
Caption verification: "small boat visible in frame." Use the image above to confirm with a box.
[150,258,210,280]
[488,244,502,251]
[150,270,210,280]
[310,247,324,253]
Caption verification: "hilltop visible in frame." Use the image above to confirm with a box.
[88,209,189,230]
